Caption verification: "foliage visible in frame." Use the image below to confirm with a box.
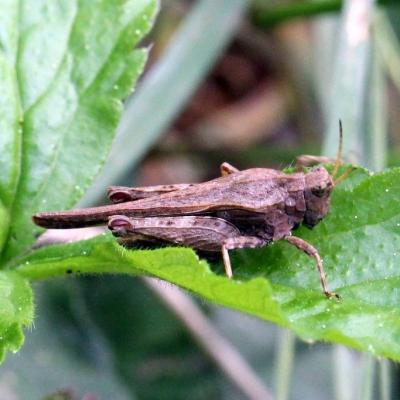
[0,0,157,362]
[1,6,400,400]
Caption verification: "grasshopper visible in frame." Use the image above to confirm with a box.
[33,145,352,300]
[33,123,350,299]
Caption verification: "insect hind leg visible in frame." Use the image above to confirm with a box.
[222,236,267,278]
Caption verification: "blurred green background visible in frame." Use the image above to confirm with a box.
[3,0,400,398]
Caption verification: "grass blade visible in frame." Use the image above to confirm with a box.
[274,330,295,400]
[323,0,375,162]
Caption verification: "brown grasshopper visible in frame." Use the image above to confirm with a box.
[33,144,350,299]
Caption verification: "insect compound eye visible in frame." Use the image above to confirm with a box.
[311,186,326,197]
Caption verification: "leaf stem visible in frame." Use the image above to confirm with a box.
[378,359,391,400]
[274,329,295,400]
[333,346,357,400]
[360,354,375,400]
[144,277,274,400]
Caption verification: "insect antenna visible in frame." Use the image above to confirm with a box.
[331,120,343,180]
[332,120,355,185]
[334,166,356,185]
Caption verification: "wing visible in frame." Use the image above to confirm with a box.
[33,168,306,228]
[108,183,196,203]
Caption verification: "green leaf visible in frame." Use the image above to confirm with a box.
[0,0,157,365]
[0,271,33,362]
[0,0,158,264]
[15,167,400,360]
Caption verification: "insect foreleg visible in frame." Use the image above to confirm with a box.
[295,155,333,169]
[220,162,239,176]
[285,235,339,299]
[222,236,268,278]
